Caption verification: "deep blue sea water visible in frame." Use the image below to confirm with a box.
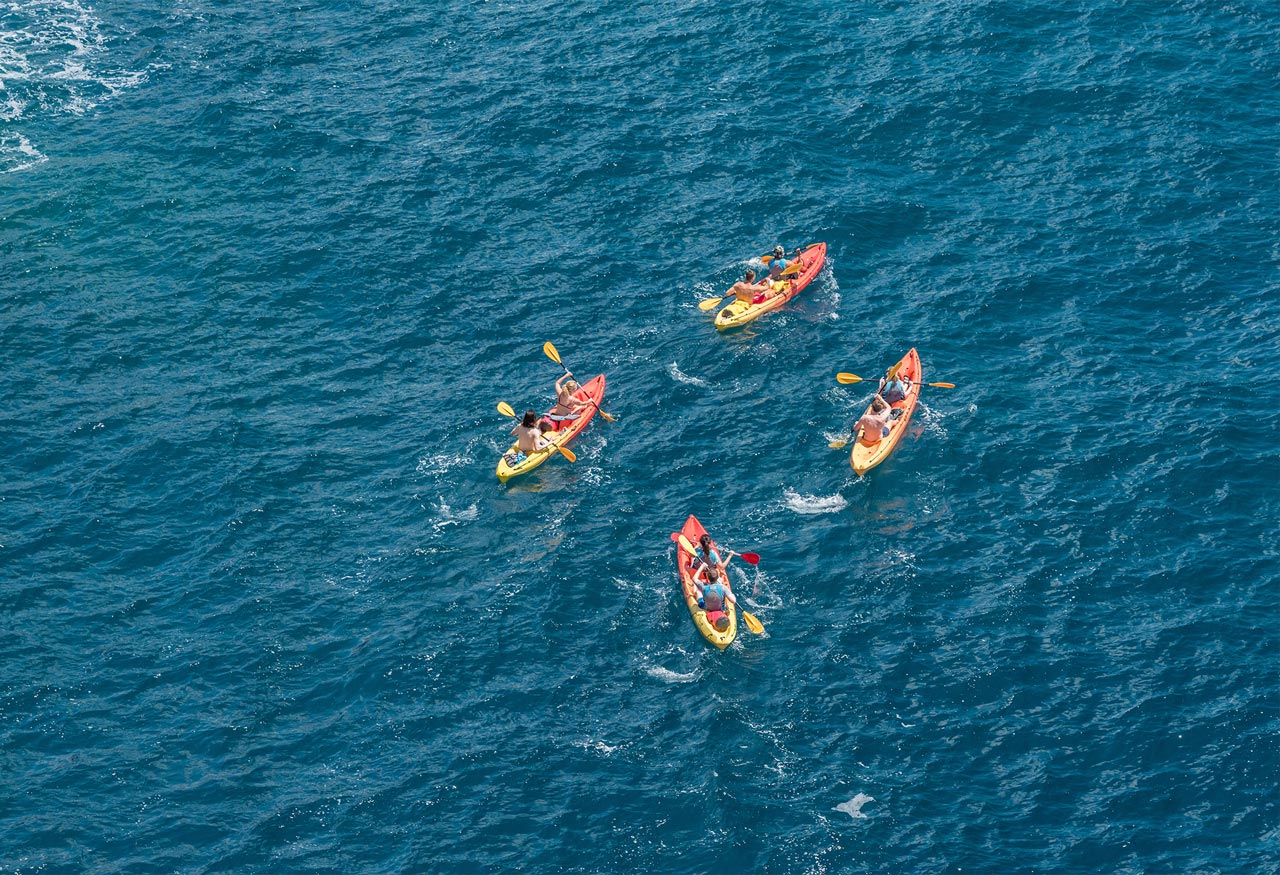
[3,1,1278,872]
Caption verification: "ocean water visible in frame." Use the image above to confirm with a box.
[3,1,1277,872]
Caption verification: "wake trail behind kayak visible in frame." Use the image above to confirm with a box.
[667,363,712,387]
[783,489,849,515]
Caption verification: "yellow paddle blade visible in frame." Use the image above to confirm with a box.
[886,361,902,380]
[930,382,956,389]
[599,410,618,422]
[676,533,696,555]
[742,610,764,634]
[497,401,516,418]
[699,295,727,311]
[555,444,576,463]
[836,373,863,384]
[780,261,802,277]
[542,341,562,365]
[828,438,849,450]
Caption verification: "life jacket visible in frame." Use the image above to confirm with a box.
[702,583,726,612]
[881,380,907,404]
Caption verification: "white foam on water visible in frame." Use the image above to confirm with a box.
[430,496,478,533]
[0,95,27,122]
[0,131,46,173]
[740,573,784,611]
[833,792,875,819]
[571,738,620,756]
[416,447,475,478]
[782,488,849,515]
[1,0,148,171]
[914,401,951,441]
[644,664,699,684]
[612,573,653,596]
[819,262,840,318]
[667,362,710,387]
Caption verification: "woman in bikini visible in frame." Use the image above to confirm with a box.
[541,373,591,431]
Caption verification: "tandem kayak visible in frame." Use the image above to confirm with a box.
[496,374,606,482]
[672,515,737,649]
[850,348,921,475]
[714,242,827,331]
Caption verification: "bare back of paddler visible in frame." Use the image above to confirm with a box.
[728,269,770,304]
[512,410,551,453]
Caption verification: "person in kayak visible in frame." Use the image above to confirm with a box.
[756,246,804,303]
[692,534,726,572]
[695,564,738,632]
[879,372,910,406]
[728,269,771,304]
[764,245,790,282]
[512,410,552,454]
[854,396,895,446]
[541,373,590,431]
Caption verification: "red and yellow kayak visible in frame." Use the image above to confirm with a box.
[673,515,737,649]
[714,242,827,330]
[496,374,606,482]
[850,348,921,475]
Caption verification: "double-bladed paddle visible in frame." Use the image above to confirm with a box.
[835,372,956,389]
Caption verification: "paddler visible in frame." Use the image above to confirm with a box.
[541,372,590,431]
[763,245,790,282]
[692,534,727,573]
[878,371,910,406]
[727,269,771,304]
[694,565,738,632]
[853,396,894,447]
[758,245,804,302]
[512,410,552,454]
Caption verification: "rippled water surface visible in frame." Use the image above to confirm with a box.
[3,1,1277,872]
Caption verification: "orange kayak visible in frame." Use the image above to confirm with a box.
[850,348,921,475]
[714,242,827,330]
[672,515,737,649]
[495,374,605,482]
